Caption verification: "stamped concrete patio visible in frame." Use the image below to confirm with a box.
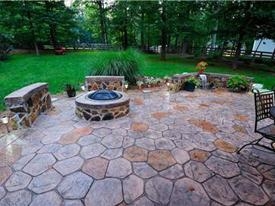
[0,88,275,206]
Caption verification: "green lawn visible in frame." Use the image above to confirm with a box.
[1,51,274,110]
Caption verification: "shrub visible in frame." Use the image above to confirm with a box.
[184,76,200,86]
[91,49,144,84]
[227,75,249,92]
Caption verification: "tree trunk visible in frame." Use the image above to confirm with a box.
[140,10,145,50]
[160,1,167,61]
[97,0,108,44]
[49,24,58,49]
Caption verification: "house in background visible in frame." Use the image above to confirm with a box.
[253,39,275,53]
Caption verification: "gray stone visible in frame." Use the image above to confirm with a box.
[23,153,56,176]
[145,176,173,204]
[133,162,157,178]
[101,148,123,160]
[58,171,93,199]
[122,136,135,148]
[123,175,144,204]
[112,128,128,136]
[54,156,84,176]
[0,190,32,206]
[21,143,42,156]
[203,175,238,206]
[160,164,184,179]
[229,176,269,205]
[80,143,106,159]
[263,179,275,199]
[135,138,155,150]
[171,148,190,164]
[62,200,83,206]
[170,178,210,206]
[184,161,214,183]
[28,169,62,193]
[12,153,35,171]
[150,123,168,132]
[78,134,101,146]
[0,186,6,199]
[54,144,80,160]
[38,143,62,154]
[85,178,122,206]
[212,150,238,162]
[263,168,275,181]
[92,127,112,137]
[239,163,263,185]
[5,171,32,192]
[205,156,240,178]
[106,158,132,178]
[155,138,175,150]
[131,197,154,206]
[30,191,61,206]
[102,135,124,148]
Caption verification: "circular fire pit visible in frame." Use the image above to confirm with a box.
[75,90,130,121]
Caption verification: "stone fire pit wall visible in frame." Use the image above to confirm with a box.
[4,83,52,127]
[85,76,125,91]
[171,73,253,91]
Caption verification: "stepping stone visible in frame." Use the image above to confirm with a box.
[123,136,135,148]
[62,200,83,206]
[262,168,275,181]
[101,148,123,160]
[145,176,173,204]
[106,158,132,178]
[0,166,12,185]
[5,171,32,192]
[238,163,263,185]
[263,179,275,198]
[230,176,269,205]
[131,196,154,206]
[78,135,101,146]
[203,175,238,206]
[80,143,106,159]
[212,150,238,163]
[12,153,35,171]
[37,144,62,154]
[171,148,190,164]
[135,138,155,150]
[214,139,236,153]
[102,135,124,148]
[160,164,184,179]
[131,122,149,132]
[28,169,62,193]
[133,162,157,178]
[123,146,148,162]
[184,161,213,183]
[148,150,176,171]
[58,171,93,199]
[54,144,80,160]
[82,157,109,179]
[170,178,210,206]
[0,187,5,199]
[59,127,92,144]
[85,178,122,206]
[205,156,240,178]
[23,153,56,176]
[30,191,61,206]
[155,138,175,150]
[92,127,112,137]
[123,175,144,204]
[54,156,84,176]
[0,190,32,206]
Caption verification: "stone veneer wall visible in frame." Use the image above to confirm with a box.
[85,76,125,91]
[4,83,52,127]
[171,73,253,92]
[75,103,130,121]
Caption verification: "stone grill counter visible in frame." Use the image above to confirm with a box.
[4,83,52,127]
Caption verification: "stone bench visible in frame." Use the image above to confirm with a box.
[4,82,52,127]
[85,76,125,92]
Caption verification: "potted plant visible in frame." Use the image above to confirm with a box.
[183,76,200,92]
[227,75,249,92]
[65,84,76,97]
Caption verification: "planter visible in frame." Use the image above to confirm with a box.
[66,89,76,97]
[183,82,196,92]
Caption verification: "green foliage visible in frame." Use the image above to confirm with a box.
[184,76,200,86]
[91,49,144,84]
[227,75,249,92]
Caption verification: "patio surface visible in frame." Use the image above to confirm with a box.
[0,88,275,206]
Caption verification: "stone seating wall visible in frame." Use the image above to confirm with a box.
[4,83,52,127]
[85,76,125,91]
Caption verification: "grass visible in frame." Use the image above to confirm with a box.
[0,50,274,110]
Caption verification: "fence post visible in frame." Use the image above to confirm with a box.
[272,49,275,60]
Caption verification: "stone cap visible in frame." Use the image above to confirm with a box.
[5,82,48,104]
[85,76,125,81]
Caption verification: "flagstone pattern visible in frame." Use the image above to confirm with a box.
[0,88,275,205]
